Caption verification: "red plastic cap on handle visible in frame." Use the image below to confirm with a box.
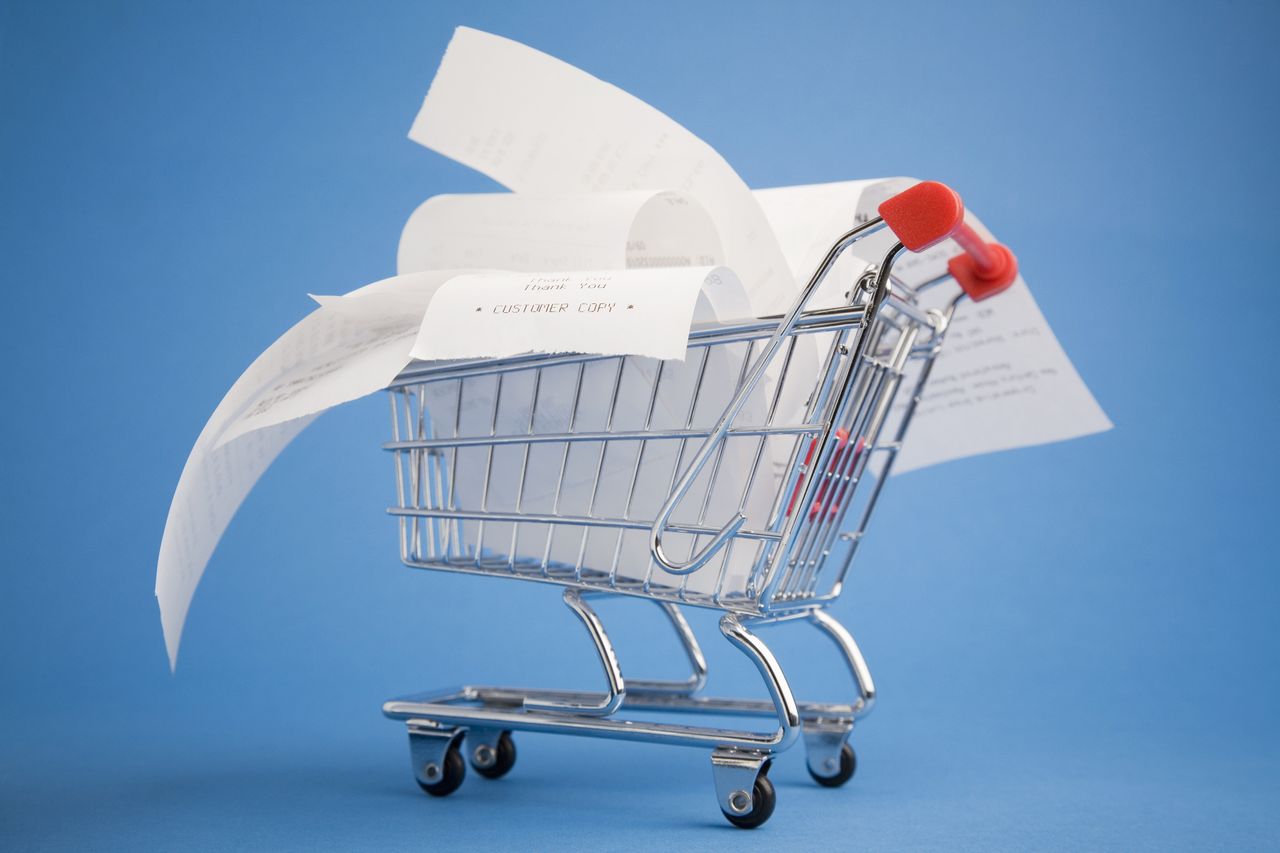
[877,181,965,252]
[947,243,1017,301]
[878,180,1019,301]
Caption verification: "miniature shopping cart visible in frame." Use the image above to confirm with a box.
[381,181,1018,827]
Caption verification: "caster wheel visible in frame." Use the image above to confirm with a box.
[471,731,517,780]
[809,742,856,788]
[417,739,465,797]
[722,773,776,829]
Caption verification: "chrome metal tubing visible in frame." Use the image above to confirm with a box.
[383,604,877,788]
[384,613,801,753]
[388,506,784,542]
[647,217,891,575]
[384,423,818,452]
[385,306,870,390]
[759,241,907,608]
[385,221,945,611]
[387,686,858,722]
[522,589,625,716]
[626,601,709,696]
[833,292,964,590]
[379,208,980,822]
[808,609,876,718]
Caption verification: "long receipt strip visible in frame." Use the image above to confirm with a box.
[399,190,724,276]
[157,279,433,667]
[156,26,1111,666]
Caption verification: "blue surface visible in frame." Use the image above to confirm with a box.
[3,0,1278,849]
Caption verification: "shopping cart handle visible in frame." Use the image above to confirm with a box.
[877,180,1018,301]
[650,512,746,576]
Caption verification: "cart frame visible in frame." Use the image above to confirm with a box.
[380,181,1017,827]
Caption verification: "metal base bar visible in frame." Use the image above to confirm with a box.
[385,612,802,752]
[385,685,856,748]
[385,606,872,759]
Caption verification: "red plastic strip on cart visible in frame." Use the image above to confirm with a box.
[877,181,1018,301]
[787,428,854,519]
[819,435,868,520]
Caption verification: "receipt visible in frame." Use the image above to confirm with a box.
[399,190,724,275]
[410,28,797,317]
[215,282,447,447]
[753,178,1112,472]
[753,178,884,308]
[157,273,450,668]
[413,267,737,362]
[408,28,815,433]
[157,419,312,670]
[394,187,763,592]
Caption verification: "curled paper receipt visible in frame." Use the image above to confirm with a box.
[399,190,724,275]
[412,267,742,362]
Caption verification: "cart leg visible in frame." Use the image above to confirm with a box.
[523,591,711,717]
[407,724,466,797]
[807,609,876,716]
[522,588,627,716]
[720,613,801,747]
[709,614,800,828]
[800,609,874,787]
[624,601,709,697]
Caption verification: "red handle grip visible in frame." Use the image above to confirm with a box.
[876,181,1018,301]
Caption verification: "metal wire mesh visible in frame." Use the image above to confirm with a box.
[386,287,940,615]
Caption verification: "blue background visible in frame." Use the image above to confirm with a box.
[3,0,1277,849]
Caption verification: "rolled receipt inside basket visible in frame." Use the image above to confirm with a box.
[399,190,725,276]
[411,268,739,362]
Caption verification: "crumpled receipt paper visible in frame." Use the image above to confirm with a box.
[156,26,1111,668]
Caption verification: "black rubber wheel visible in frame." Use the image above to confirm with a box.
[722,774,776,829]
[417,740,465,797]
[809,742,857,788]
[472,731,517,779]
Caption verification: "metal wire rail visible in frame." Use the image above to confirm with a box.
[380,181,1018,827]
